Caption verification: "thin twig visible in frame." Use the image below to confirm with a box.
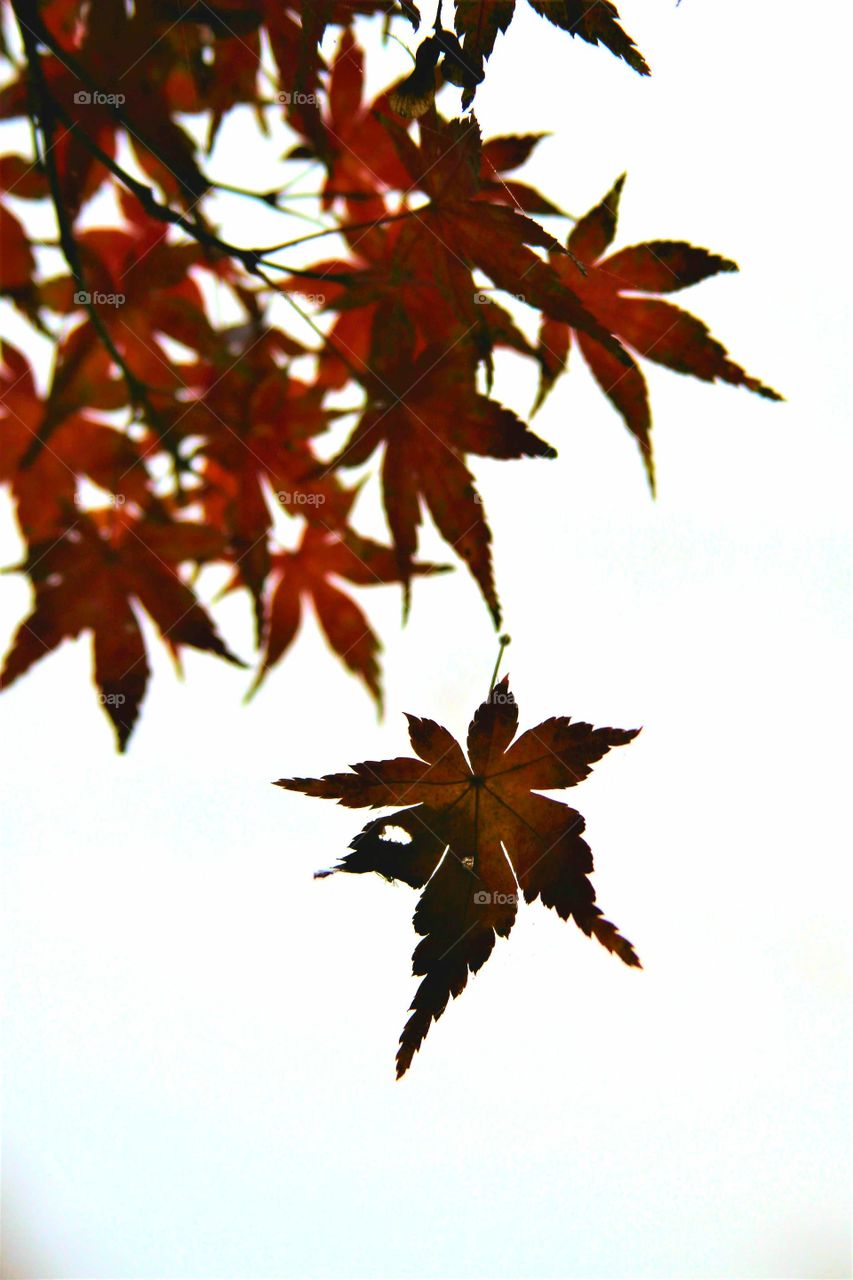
[252,263,370,389]
[256,207,418,255]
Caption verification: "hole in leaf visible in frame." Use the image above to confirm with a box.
[379,824,412,844]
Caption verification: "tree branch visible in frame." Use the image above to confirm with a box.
[14,6,184,479]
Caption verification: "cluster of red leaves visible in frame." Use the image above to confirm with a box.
[278,675,640,1076]
[0,0,779,749]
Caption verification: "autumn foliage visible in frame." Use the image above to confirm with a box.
[0,0,784,1077]
[0,0,780,749]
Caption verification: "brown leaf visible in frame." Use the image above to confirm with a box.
[277,676,640,1076]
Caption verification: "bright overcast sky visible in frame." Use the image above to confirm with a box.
[2,1,851,1277]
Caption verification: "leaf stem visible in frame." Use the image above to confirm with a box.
[488,634,511,698]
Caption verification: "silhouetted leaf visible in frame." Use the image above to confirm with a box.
[277,676,640,1075]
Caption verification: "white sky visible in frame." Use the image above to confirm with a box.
[2,1,851,1277]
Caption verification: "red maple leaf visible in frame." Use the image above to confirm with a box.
[1,508,243,748]
[183,334,351,633]
[265,0,407,154]
[251,521,448,706]
[477,132,564,217]
[380,111,631,362]
[0,199,34,289]
[287,113,630,429]
[314,29,414,221]
[40,188,221,391]
[535,175,783,491]
[329,342,556,624]
[0,3,209,213]
[0,341,154,539]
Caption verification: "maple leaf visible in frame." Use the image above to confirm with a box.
[0,509,243,749]
[250,521,449,706]
[526,0,650,77]
[452,0,516,102]
[200,24,262,153]
[329,341,556,625]
[182,335,351,635]
[0,153,51,200]
[0,196,45,327]
[470,295,541,394]
[289,125,560,388]
[0,60,118,218]
[478,132,564,217]
[39,187,222,389]
[379,112,631,364]
[264,0,401,154]
[2,3,209,212]
[312,30,414,221]
[451,0,648,106]
[0,341,154,540]
[276,675,640,1076]
[292,113,630,402]
[0,198,34,290]
[28,323,130,466]
[535,175,783,492]
[287,224,486,399]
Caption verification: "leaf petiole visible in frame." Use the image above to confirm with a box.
[488,634,511,698]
